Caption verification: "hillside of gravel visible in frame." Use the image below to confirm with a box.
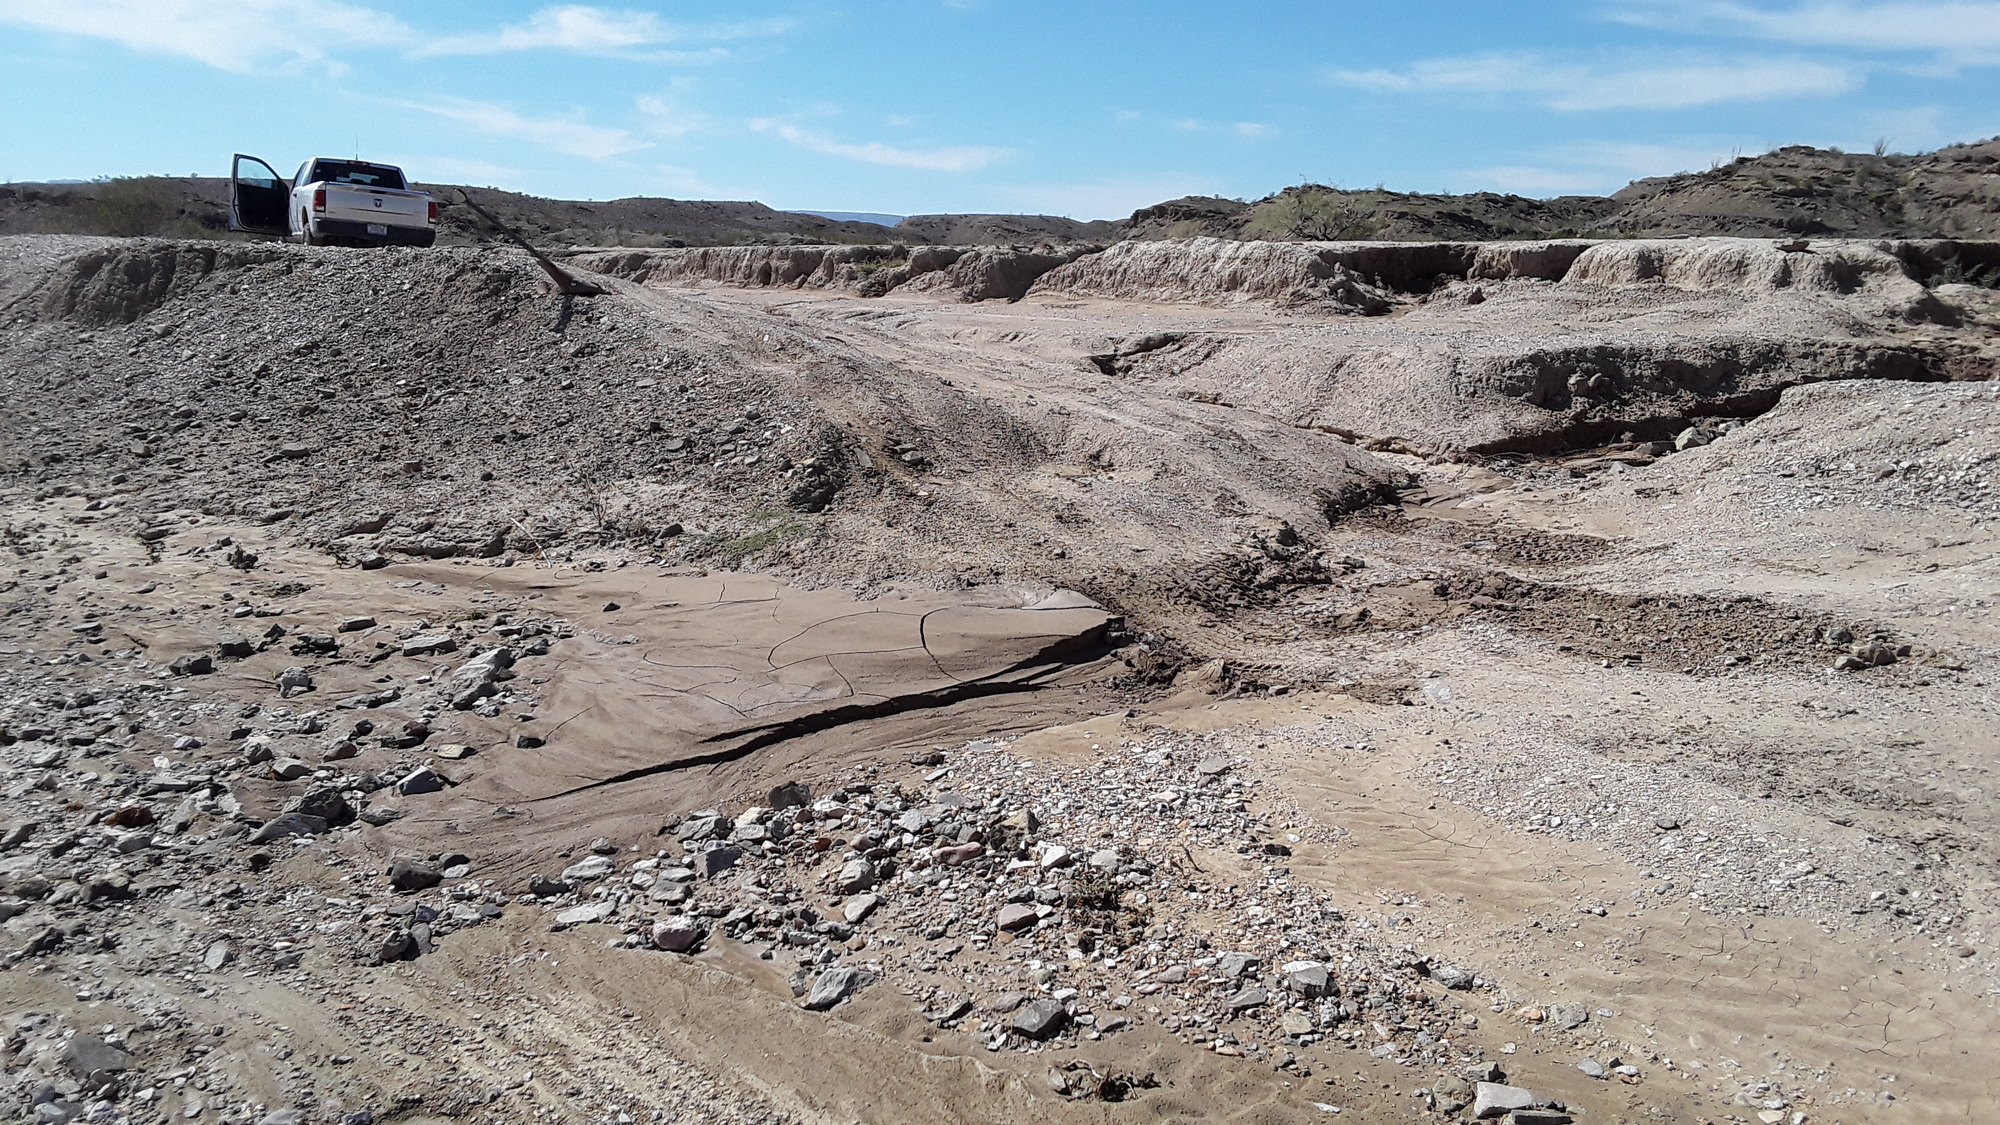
[0,235,1414,618]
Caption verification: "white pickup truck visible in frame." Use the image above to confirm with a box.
[229,154,438,247]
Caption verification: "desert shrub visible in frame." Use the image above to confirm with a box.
[43,176,221,239]
[83,177,182,236]
[1930,253,2000,287]
[1243,186,1379,241]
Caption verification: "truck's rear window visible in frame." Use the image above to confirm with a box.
[310,161,406,190]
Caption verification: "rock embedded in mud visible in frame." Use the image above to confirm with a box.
[169,654,213,676]
[1546,1002,1590,1030]
[1432,1075,1474,1114]
[1430,963,1477,990]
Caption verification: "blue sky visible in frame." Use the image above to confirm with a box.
[3,1,1999,218]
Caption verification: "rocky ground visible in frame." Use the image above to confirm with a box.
[0,231,1996,1125]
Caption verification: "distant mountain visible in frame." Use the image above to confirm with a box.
[7,137,1998,247]
[788,210,906,227]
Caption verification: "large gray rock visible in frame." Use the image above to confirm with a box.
[802,966,869,1011]
[1546,1002,1590,1030]
[652,917,702,953]
[554,902,614,926]
[292,786,354,827]
[1430,962,1477,990]
[59,1035,132,1080]
[1225,987,1268,1013]
[1010,999,1068,1039]
[996,904,1039,932]
[835,858,876,894]
[561,855,615,882]
[1283,960,1332,996]
[1216,952,1259,979]
[388,861,442,892]
[1473,1082,1537,1119]
[692,846,742,878]
[249,813,327,843]
[768,781,811,808]
[401,633,459,657]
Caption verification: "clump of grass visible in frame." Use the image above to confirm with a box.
[693,514,814,568]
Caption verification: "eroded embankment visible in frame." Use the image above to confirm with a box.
[570,243,1098,302]
[569,234,2000,318]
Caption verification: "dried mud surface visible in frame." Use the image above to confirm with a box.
[0,234,1997,1125]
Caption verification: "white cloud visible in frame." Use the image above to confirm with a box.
[1330,51,1858,109]
[635,95,705,139]
[0,0,410,72]
[1164,118,1276,137]
[977,177,1226,221]
[1616,2,2000,56]
[0,1,790,71]
[1454,138,1757,196]
[1463,165,1618,195]
[752,121,1008,172]
[415,98,651,161]
[389,154,524,185]
[418,5,792,58]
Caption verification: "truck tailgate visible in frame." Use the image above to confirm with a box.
[327,186,428,225]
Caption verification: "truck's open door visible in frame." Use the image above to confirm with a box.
[229,154,289,237]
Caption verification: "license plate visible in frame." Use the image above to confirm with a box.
[366,223,388,236]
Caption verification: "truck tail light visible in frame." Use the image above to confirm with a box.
[312,189,326,213]
[428,200,439,225]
